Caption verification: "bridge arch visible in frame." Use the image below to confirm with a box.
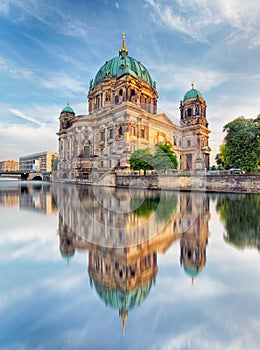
[32,175,43,181]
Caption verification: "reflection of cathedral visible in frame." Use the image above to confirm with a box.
[56,186,210,330]
[180,194,210,283]
[56,34,211,181]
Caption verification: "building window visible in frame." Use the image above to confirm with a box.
[100,130,105,141]
[130,126,135,136]
[140,127,145,138]
[109,128,114,139]
[187,139,191,147]
[100,161,103,168]
[118,125,123,136]
[84,146,90,158]
[187,108,192,117]
[179,140,182,147]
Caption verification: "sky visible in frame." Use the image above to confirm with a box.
[0,0,259,164]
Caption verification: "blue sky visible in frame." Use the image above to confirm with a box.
[0,0,259,163]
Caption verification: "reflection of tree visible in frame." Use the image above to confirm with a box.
[216,194,260,250]
[130,193,178,223]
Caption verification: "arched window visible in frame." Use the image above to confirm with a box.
[118,125,123,136]
[187,108,192,117]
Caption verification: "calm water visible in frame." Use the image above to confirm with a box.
[0,180,260,350]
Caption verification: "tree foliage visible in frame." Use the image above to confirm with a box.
[152,143,178,171]
[219,116,260,172]
[129,143,178,174]
[129,148,153,174]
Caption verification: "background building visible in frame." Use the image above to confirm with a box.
[57,36,211,181]
[19,151,58,173]
[0,160,19,172]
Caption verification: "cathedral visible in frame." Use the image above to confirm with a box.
[56,35,211,181]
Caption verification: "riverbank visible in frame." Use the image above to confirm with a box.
[53,173,260,194]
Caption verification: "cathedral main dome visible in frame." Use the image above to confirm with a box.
[93,36,155,88]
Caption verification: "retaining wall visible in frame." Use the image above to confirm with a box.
[116,174,260,193]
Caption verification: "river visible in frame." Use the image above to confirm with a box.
[0,180,259,350]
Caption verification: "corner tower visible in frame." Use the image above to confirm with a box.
[179,84,211,170]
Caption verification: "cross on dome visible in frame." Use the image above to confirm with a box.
[120,32,128,56]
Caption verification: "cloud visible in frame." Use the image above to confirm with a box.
[145,0,260,47]
[153,65,233,92]
[40,72,86,95]
[10,108,45,127]
[0,56,33,79]
[0,122,57,160]
[0,0,10,15]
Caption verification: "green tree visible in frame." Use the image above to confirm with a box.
[129,148,153,175]
[215,152,224,170]
[216,194,260,250]
[52,157,58,171]
[152,143,178,172]
[219,116,260,172]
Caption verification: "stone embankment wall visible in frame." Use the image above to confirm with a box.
[116,174,260,193]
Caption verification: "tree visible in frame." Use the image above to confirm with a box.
[219,116,260,172]
[152,143,178,172]
[52,157,58,171]
[129,148,153,175]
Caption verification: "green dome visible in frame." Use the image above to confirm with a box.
[93,54,155,88]
[184,88,203,101]
[61,104,75,114]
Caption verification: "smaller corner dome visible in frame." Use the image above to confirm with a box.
[61,104,75,114]
[184,85,203,101]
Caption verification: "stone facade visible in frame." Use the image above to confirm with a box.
[56,36,211,181]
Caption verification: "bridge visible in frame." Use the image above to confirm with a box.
[0,171,48,181]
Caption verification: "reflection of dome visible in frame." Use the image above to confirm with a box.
[93,39,155,88]
[61,103,75,114]
[93,279,154,332]
[183,87,203,101]
[184,265,202,279]
[93,279,153,311]
[61,250,75,259]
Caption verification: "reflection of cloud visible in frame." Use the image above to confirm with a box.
[0,287,33,312]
